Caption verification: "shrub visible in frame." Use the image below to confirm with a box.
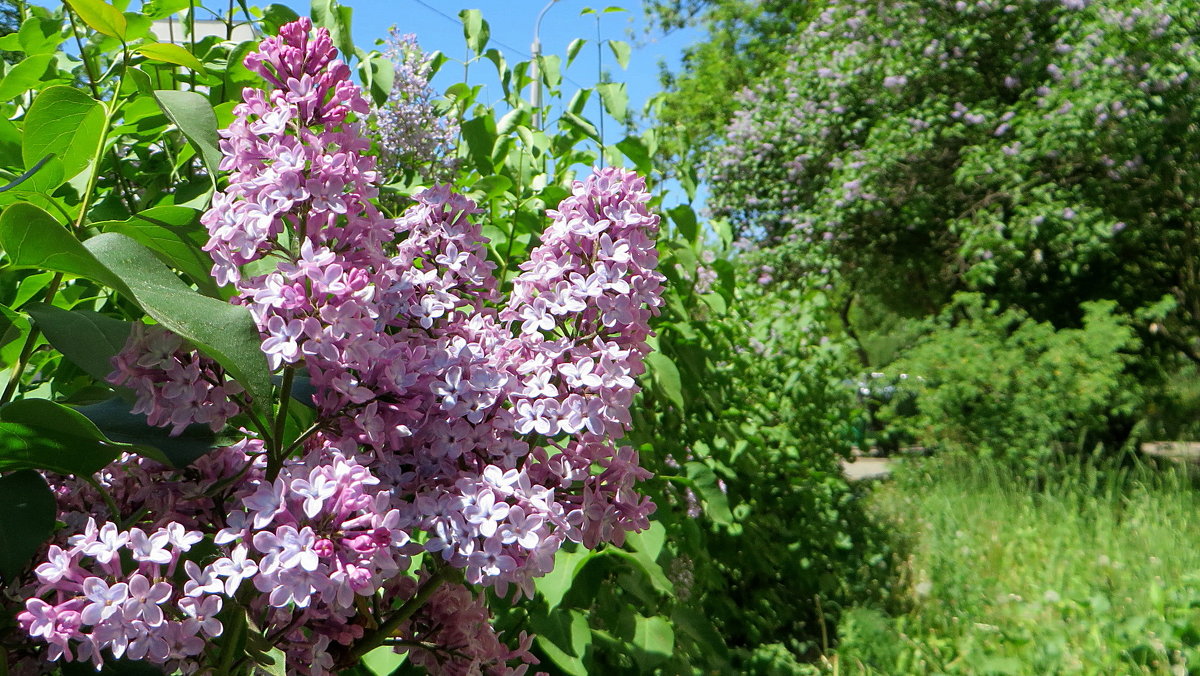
[884,294,1141,469]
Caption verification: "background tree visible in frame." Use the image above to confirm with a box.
[0,0,21,64]
[644,0,820,173]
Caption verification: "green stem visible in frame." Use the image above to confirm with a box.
[266,366,296,480]
[338,566,460,668]
[231,392,273,448]
[281,421,321,460]
[83,475,122,522]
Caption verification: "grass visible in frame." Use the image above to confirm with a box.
[831,455,1200,675]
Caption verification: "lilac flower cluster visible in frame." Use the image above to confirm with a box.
[371,29,459,183]
[22,18,663,675]
[108,323,243,436]
[18,519,212,671]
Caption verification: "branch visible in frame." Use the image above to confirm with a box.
[333,565,461,669]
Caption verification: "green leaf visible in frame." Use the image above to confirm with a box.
[561,112,599,141]
[0,304,30,368]
[64,0,128,39]
[362,646,408,676]
[84,233,272,407]
[616,136,652,175]
[0,203,128,292]
[152,90,221,187]
[261,4,300,34]
[96,206,220,296]
[0,153,59,194]
[359,52,394,107]
[539,54,562,88]
[141,0,192,19]
[459,9,489,56]
[0,54,54,102]
[566,38,586,68]
[535,545,595,612]
[0,470,56,581]
[645,351,684,410]
[668,205,699,243]
[310,0,354,60]
[533,609,591,676]
[22,86,106,183]
[461,115,498,174]
[596,81,627,123]
[136,42,205,71]
[607,39,631,69]
[0,213,269,405]
[685,461,733,525]
[0,399,126,475]
[633,614,674,669]
[26,304,132,384]
[468,175,512,203]
[18,15,65,56]
[75,398,218,468]
[259,647,287,676]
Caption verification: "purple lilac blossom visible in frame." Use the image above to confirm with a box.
[22,18,661,676]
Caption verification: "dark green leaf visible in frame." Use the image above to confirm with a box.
[96,206,220,296]
[0,470,56,581]
[152,90,221,187]
[668,204,698,243]
[22,86,105,183]
[645,351,684,410]
[685,461,733,525]
[84,233,271,407]
[461,116,497,174]
[534,545,595,612]
[0,399,126,475]
[616,136,652,176]
[26,304,133,384]
[75,398,217,468]
[0,203,128,293]
[532,609,591,675]
[633,614,674,669]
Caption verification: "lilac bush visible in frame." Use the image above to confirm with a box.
[17,18,663,675]
[711,0,1200,337]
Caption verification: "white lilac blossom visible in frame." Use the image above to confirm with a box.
[22,17,661,676]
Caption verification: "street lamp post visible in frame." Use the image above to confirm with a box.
[531,0,559,130]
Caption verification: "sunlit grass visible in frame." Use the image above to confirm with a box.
[832,456,1200,675]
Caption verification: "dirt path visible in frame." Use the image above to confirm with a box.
[841,456,894,481]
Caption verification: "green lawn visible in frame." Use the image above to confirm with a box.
[832,457,1200,675]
